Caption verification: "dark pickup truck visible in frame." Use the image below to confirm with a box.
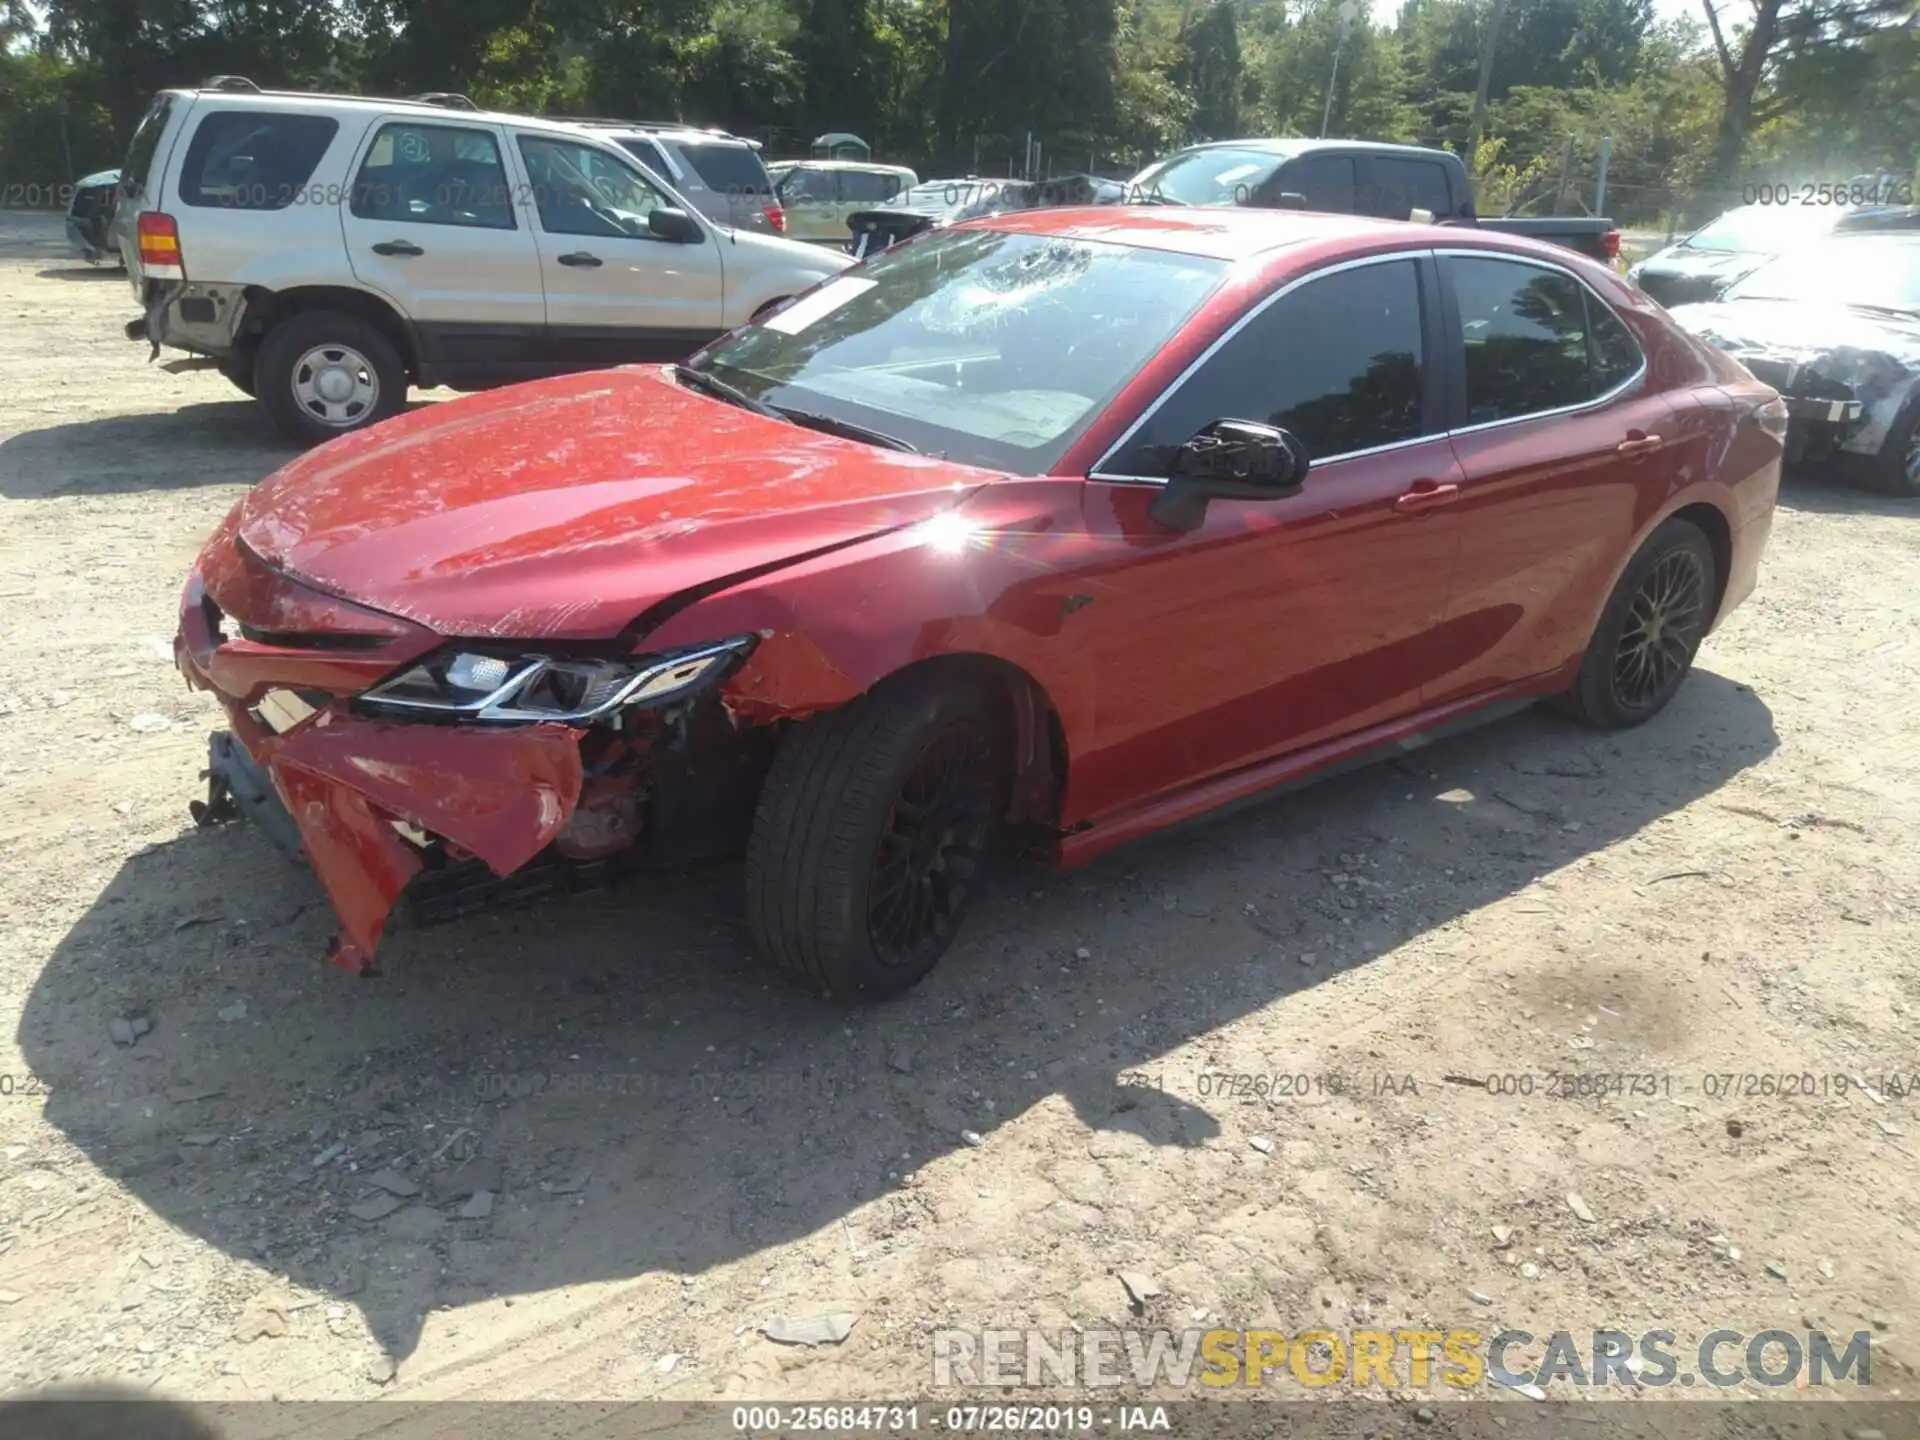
[1126,138,1622,265]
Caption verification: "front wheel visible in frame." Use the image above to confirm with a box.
[1554,518,1717,729]
[255,310,406,445]
[1859,397,1920,497]
[745,671,1005,1001]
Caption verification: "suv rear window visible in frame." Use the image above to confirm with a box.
[121,93,177,203]
[675,141,771,196]
[178,111,340,210]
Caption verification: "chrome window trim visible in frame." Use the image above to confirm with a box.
[1434,247,1650,437]
[1087,249,1434,486]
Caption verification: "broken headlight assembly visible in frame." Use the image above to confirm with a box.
[356,636,755,725]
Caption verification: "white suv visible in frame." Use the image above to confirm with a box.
[118,82,852,443]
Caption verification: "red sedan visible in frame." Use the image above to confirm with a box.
[175,207,1784,999]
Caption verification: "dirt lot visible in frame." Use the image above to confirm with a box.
[0,210,1916,1414]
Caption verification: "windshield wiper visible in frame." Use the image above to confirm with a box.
[672,363,781,418]
[773,406,918,453]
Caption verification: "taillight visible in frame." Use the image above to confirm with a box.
[1755,394,1790,444]
[1601,228,1622,260]
[763,204,786,233]
[137,211,185,280]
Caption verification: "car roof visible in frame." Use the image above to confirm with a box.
[963,204,1454,261]
[163,87,644,141]
[1160,137,1455,162]
[771,159,915,173]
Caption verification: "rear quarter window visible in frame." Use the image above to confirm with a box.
[676,142,772,196]
[178,111,341,210]
[121,94,177,202]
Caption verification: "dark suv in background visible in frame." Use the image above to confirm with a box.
[567,120,785,235]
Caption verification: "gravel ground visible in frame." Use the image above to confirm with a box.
[0,210,1916,1416]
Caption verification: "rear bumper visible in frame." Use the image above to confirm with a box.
[132,281,250,360]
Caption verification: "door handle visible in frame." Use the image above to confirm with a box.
[1617,431,1664,455]
[558,251,603,268]
[1394,480,1461,512]
[370,240,424,257]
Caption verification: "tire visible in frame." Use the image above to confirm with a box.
[745,671,1006,1001]
[254,310,406,445]
[1859,397,1920,497]
[1554,518,1717,729]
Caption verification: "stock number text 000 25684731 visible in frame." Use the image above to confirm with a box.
[1743,179,1913,207]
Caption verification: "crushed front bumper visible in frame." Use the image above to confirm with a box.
[176,557,588,974]
[1781,395,1864,425]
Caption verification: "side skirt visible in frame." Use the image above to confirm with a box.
[1053,688,1545,868]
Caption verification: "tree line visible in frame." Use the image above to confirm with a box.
[2,0,1915,227]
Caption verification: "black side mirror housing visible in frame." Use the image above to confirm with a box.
[1149,420,1310,533]
[649,207,703,243]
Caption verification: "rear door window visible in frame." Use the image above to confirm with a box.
[778,167,838,204]
[177,111,341,210]
[350,122,516,229]
[676,141,771,197]
[1449,256,1633,423]
[841,170,907,204]
[1266,154,1355,211]
[1363,157,1454,220]
[1585,291,1646,392]
[121,93,177,203]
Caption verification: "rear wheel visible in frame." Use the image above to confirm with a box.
[745,671,1005,1001]
[1555,519,1717,729]
[255,310,406,445]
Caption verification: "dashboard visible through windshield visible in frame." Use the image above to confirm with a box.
[685,228,1227,473]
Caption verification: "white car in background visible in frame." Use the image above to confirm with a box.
[117,80,851,442]
[767,159,919,244]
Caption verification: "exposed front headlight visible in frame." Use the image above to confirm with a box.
[358,637,755,724]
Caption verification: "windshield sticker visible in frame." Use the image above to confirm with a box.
[761,277,880,335]
[1212,162,1266,185]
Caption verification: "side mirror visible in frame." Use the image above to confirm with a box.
[1149,420,1310,534]
[649,207,703,243]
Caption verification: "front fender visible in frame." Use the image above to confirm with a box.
[641,478,1098,752]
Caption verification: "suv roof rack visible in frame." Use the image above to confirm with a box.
[204,75,262,92]
[407,92,479,111]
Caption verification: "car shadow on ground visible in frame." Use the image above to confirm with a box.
[0,399,447,501]
[1777,463,1915,518]
[34,265,126,282]
[20,671,1778,1361]
[0,404,298,500]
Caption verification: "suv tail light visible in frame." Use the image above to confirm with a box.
[763,204,786,233]
[138,212,185,279]
[1600,228,1622,261]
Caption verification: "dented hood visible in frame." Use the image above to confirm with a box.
[238,366,989,640]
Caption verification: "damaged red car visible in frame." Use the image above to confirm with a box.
[176,208,1784,999]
